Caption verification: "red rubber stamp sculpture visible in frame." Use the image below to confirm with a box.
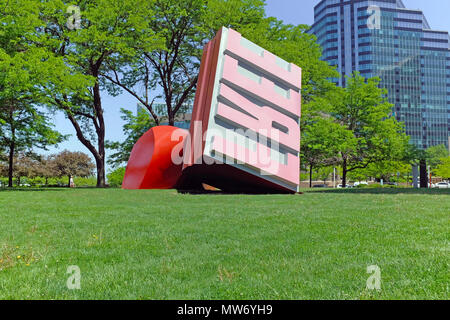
[122,126,188,189]
[123,27,302,193]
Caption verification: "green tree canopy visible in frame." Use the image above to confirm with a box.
[426,144,449,170]
[33,0,162,187]
[300,117,353,187]
[434,157,450,179]
[102,0,268,126]
[305,73,410,187]
[0,0,65,187]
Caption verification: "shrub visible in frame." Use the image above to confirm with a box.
[73,176,97,187]
[107,167,126,188]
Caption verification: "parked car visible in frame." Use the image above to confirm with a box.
[435,182,450,189]
[337,184,351,189]
[353,181,368,187]
[313,184,328,188]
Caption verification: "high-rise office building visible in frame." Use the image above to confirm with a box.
[310,0,450,149]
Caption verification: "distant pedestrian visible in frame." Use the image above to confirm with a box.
[70,176,76,188]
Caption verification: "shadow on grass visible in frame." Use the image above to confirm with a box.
[177,189,301,195]
[304,188,450,195]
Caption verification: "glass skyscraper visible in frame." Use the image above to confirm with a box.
[310,0,450,149]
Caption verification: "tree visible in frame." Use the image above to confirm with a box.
[102,0,267,126]
[106,108,156,168]
[52,150,95,187]
[34,154,59,186]
[12,153,42,186]
[435,157,450,179]
[0,0,64,187]
[301,117,352,187]
[103,0,337,125]
[35,0,162,187]
[426,144,449,172]
[328,73,409,187]
[0,99,63,187]
[0,152,42,186]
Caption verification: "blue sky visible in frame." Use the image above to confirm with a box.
[46,0,450,172]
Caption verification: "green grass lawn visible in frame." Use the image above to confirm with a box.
[0,187,448,299]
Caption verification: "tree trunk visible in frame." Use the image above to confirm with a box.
[95,129,106,188]
[93,72,106,188]
[342,157,347,188]
[96,156,106,187]
[309,164,313,188]
[8,141,14,188]
[8,107,15,188]
[420,159,428,188]
[67,175,71,188]
[168,110,175,126]
[96,127,105,188]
